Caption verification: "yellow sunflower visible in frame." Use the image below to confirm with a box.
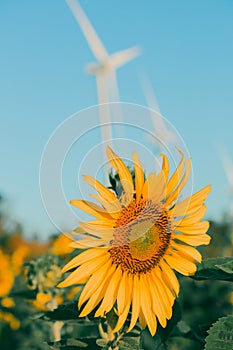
[59,147,211,336]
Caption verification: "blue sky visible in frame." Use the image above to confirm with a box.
[0,0,233,239]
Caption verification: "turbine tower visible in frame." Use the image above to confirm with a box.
[65,0,141,150]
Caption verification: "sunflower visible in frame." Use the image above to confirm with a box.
[59,147,211,335]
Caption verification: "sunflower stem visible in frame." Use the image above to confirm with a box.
[98,319,122,350]
[50,297,64,342]
[107,323,115,342]
[98,321,108,340]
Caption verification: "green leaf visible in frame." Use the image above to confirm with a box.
[192,257,233,282]
[191,324,210,344]
[10,289,38,299]
[127,327,141,337]
[65,323,99,340]
[172,321,211,345]
[118,336,140,349]
[42,302,79,321]
[96,339,108,348]
[140,329,167,350]
[106,309,118,330]
[47,338,88,349]
[205,315,233,350]
[157,300,181,341]
[216,260,233,274]
[66,339,88,348]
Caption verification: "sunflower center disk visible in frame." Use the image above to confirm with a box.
[129,222,160,261]
[109,199,172,274]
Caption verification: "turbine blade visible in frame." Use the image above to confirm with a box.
[109,46,141,69]
[141,74,161,114]
[65,0,108,62]
[141,75,176,146]
[220,147,233,189]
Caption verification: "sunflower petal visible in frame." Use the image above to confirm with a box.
[138,309,147,329]
[153,267,175,319]
[61,248,108,273]
[132,151,144,200]
[166,148,185,197]
[79,222,114,239]
[58,254,110,288]
[142,167,167,202]
[175,221,209,234]
[79,264,115,317]
[71,227,86,235]
[70,238,109,249]
[95,267,122,316]
[106,146,134,195]
[78,259,112,308]
[146,272,167,328]
[152,153,171,202]
[70,200,113,221]
[166,158,192,207]
[165,252,197,276]
[160,153,170,180]
[152,170,167,202]
[80,219,114,228]
[90,194,121,218]
[159,260,180,297]
[142,173,157,200]
[174,204,206,225]
[117,271,128,315]
[113,273,133,332]
[170,185,211,218]
[127,275,140,333]
[140,275,157,335]
[170,242,202,263]
[173,233,211,246]
[83,175,120,204]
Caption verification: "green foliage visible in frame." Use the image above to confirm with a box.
[139,302,181,349]
[1,193,233,350]
[10,289,38,300]
[96,333,140,350]
[106,308,118,330]
[25,255,63,292]
[42,302,80,321]
[204,316,233,350]
[157,301,181,342]
[216,260,233,274]
[118,337,140,349]
[47,338,88,349]
[192,257,233,282]
[140,330,168,350]
[203,220,233,258]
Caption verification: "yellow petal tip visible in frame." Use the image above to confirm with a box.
[57,281,65,288]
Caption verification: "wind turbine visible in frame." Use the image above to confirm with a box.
[65,0,141,150]
[220,146,233,216]
[220,148,233,193]
[141,75,178,151]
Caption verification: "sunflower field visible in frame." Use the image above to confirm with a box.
[0,153,232,350]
